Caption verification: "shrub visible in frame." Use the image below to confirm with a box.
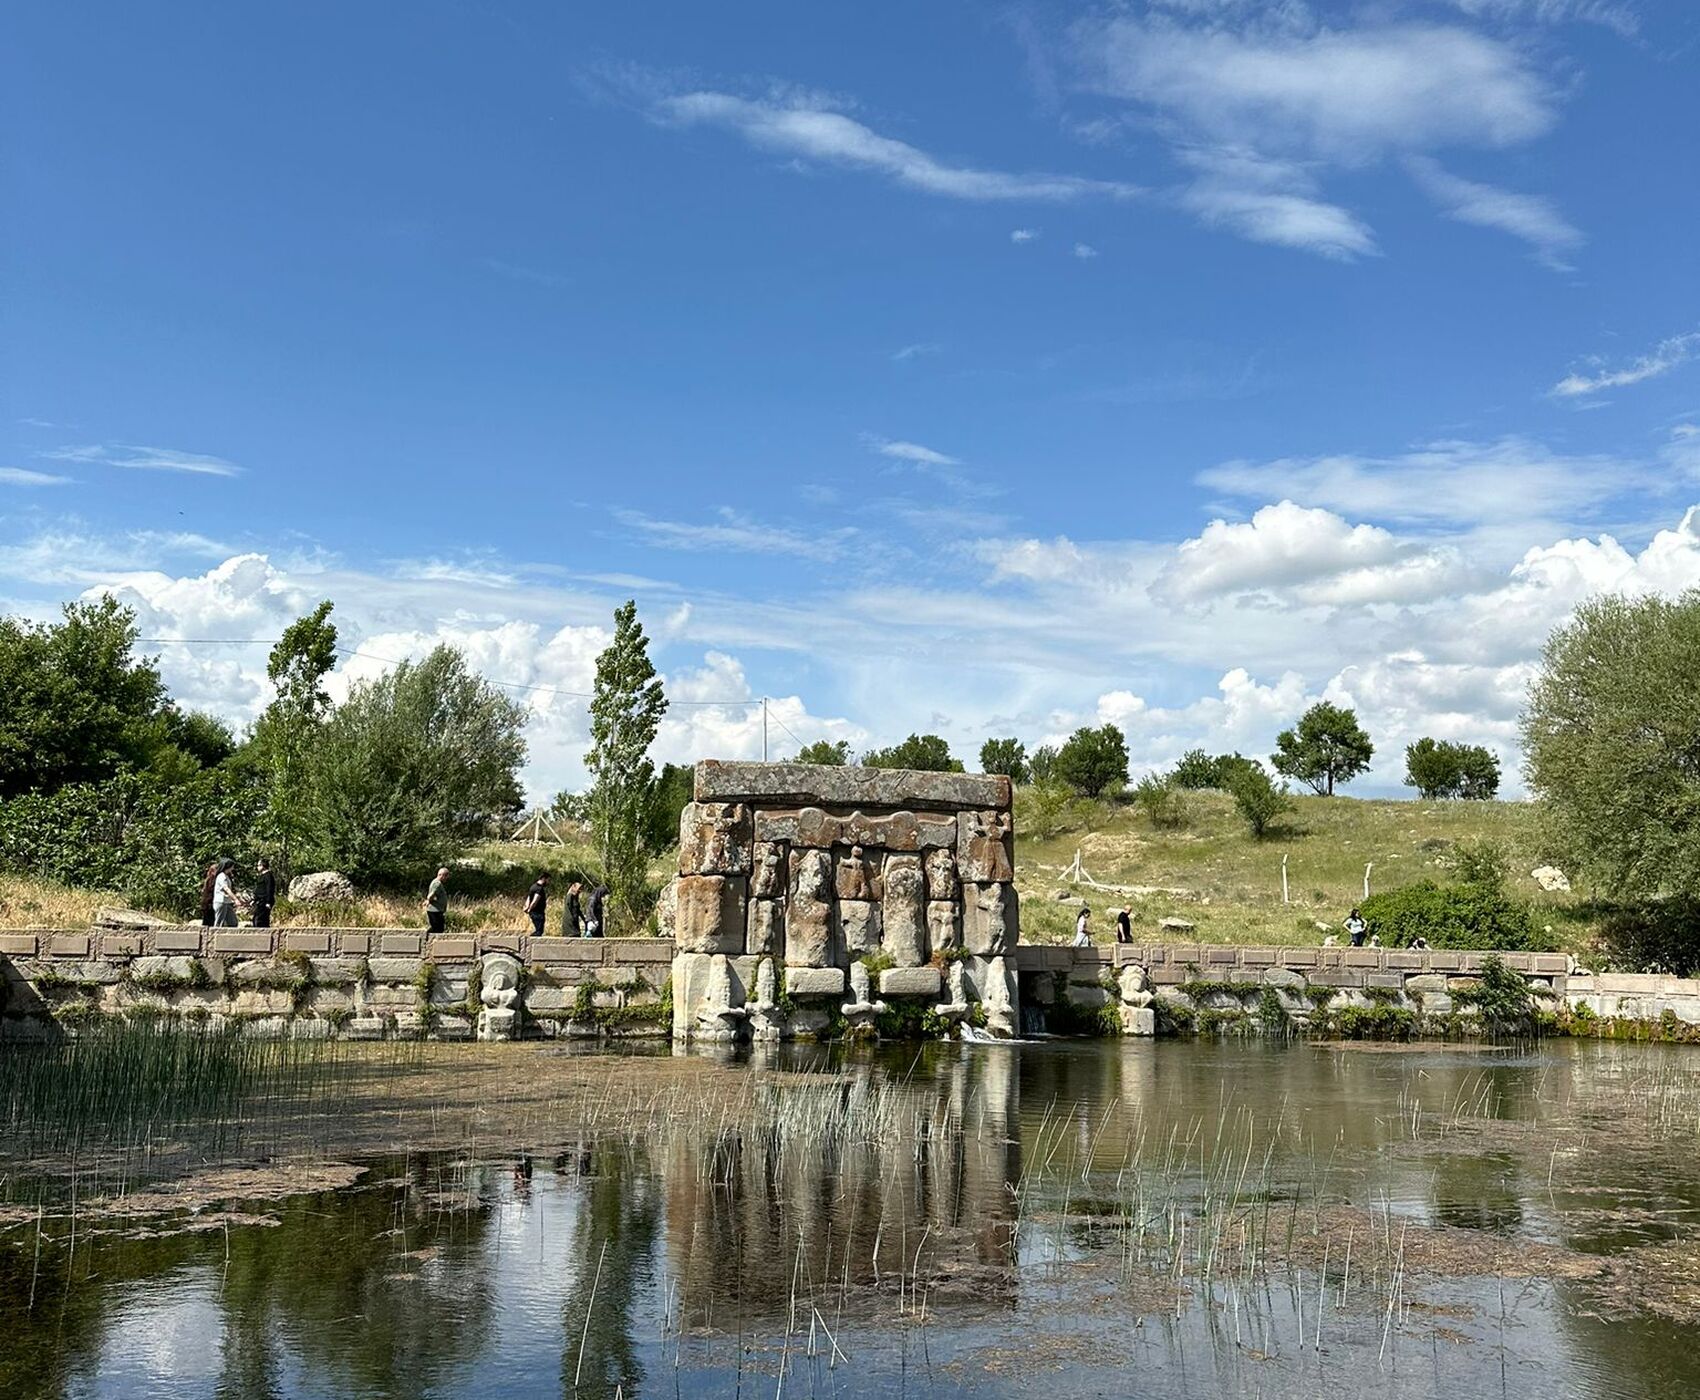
[1359,880,1549,951]
[1593,898,1700,975]
[1454,953,1536,1038]
[1132,773,1186,829]
[1227,764,1290,839]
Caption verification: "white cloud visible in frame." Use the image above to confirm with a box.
[44,444,244,477]
[655,90,1140,202]
[1010,227,1039,242]
[1179,179,1378,259]
[1550,330,1700,398]
[1072,242,1099,259]
[1406,156,1582,268]
[891,342,940,361]
[1444,0,1640,38]
[868,437,962,467]
[614,507,854,561]
[0,467,72,486]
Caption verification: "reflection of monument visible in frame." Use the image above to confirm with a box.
[670,762,1022,1041]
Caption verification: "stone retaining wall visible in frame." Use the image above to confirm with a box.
[0,926,671,1042]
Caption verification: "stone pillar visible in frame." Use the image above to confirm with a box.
[881,853,927,966]
[786,849,833,967]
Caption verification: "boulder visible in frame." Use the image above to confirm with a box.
[288,871,357,904]
[1158,916,1196,933]
[1531,865,1571,893]
[94,906,168,928]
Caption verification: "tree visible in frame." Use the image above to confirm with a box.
[1028,744,1059,783]
[795,739,851,766]
[641,762,695,854]
[1404,738,1501,801]
[0,597,171,797]
[1132,772,1185,829]
[1227,763,1289,839]
[1054,724,1128,798]
[1172,749,1260,791]
[587,601,669,930]
[1524,591,1700,901]
[253,600,338,873]
[303,645,527,885]
[861,734,963,772]
[1271,702,1374,796]
[979,738,1029,785]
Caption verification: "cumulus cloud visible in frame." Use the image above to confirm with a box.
[1550,330,1700,398]
[653,90,1140,202]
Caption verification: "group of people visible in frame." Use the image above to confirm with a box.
[197,857,277,927]
[424,867,609,938]
[1071,905,1135,947]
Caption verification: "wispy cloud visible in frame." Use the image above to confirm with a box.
[1406,157,1582,269]
[45,444,244,477]
[1072,242,1099,259]
[1444,0,1640,39]
[481,257,571,289]
[0,467,72,487]
[615,507,853,561]
[867,437,961,467]
[652,90,1141,202]
[1010,228,1038,243]
[1551,331,1700,398]
[891,342,941,362]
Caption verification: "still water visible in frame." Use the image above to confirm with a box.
[4,1037,1699,1399]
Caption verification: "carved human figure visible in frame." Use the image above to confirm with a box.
[881,853,927,966]
[786,848,834,967]
[959,809,1014,884]
[924,847,959,902]
[836,844,873,901]
[751,842,786,899]
[477,953,522,1042]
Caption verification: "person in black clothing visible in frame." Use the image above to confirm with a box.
[198,861,218,927]
[1115,907,1132,944]
[252,857,277,928]
[586,884,607,938]
[524,873,550,936]
[562,881,584,937]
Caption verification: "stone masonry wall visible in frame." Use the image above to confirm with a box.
[0,926,671,1042]
[668,760,1021,1041]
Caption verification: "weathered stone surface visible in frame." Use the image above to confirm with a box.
[101,935,142,959]
[674,874,748,955]
[924,847,959,902]
[835,898,881,957]
[156,928,204,953]
[428,936,477,960]
[835,845,875,900]
[339,933,372,955]
[1158,917,1196,933]
[754,806,956,852]
[307,986,355,1013]
[1122,1006,1156,1036]
[1261,968,1306,989]
[368,956,424,983]
[433,1014,473,1041]
[344,1015,389,1040]
[131,955,198,981]
[957,810,1014,883]
[378,932,423,956]
[963,881,1017,956]
[746,898,785,957]
[288,871,356,904]
[881,854,927,965]
[283,931,332,955]
[0,933,38,956]
[307,958,362,986]
[785,850,833,967]
[211,931,272,955]
[750,842,787,899]
[786,966,846,997]
[927,899,960,953]
[529,938,584,963]
[678,802,753,875]
[698,760,1009,812]
[1067,985,1112,1009]
[880,966,941,998]
[655,876,678,942]
[232,989,294,1015]
[1531,865,1571,893]
[1405,974,1448,994]
[1119,965,1149,999]
[48,934,91,958]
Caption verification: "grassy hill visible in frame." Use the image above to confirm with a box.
[1015,788,1590,953]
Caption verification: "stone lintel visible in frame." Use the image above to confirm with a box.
[529,938,596,963]
[339,933,372,955]
[695,760,1009,813]
[212,931,274,955]
[427,936,477,961]
[785,967,845,997]
[155,928,204,953]
[0,933,39,956]
[284,931,332,954]
[378,932,423,956]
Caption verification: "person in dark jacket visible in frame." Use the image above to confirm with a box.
[199,861,219,927]
[252,858,277,928]
[563,881,584,937]
[1115,907,1132,944]
[523,873,550,936]
[585,884,608,938]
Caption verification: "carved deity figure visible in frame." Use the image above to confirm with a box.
[924,847,959,902]
[751,842,786,900]
[836,844,873,901]
[477,954,522,1042]
[959,809,1014,884]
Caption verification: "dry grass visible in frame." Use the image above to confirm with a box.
[0,875,115,928]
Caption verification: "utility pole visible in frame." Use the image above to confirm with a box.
[762,697,769,762]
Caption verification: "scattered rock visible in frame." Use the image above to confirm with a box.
[1531,866,1571,893]
[1158,916,1196,933]
[287,871,357,904]
[94,906,168,928]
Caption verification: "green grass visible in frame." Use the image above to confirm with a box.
[1016,788,1589,954]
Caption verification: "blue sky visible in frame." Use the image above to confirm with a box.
[4,1,1699,799]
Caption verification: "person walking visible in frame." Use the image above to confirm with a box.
[252,857,276,929]
[1345,908,1368,947]
[424,867,449,934]
[1072,905,1092,948]
[524,873,550,937]
[585,884,608,938]
[212,858,239,928]
[562,881,584,937]
[1115,907,1132,944]
[198,861,219,927]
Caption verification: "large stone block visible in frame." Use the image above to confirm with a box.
[212,932,273,955]
[924,848,959,901]
[378,933,423,956]
[674,875,747,955]
[963,881,1017,956]
[881,854,927,966]
[678,802,753,875]
[0,934,38,956]
[751,842,787,898]
[755,807,957,852]
[785,966,846,998]
[957,810,1014,883]
[835,898,881,957]
[785,850,833,967]
[696,760,1009,813]
[368,956,424,983]
[880,966,941,998]
[927,900,960,953]
[48,934,91,958]
[283,931,332,955]
[746,898,785,958]
[155,928,204,953]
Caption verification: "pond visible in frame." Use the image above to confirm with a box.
[3,1035,1700,1398]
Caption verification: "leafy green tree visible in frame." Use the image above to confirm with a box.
[1404,737,1501,800]
[302,645,526,885]
[1271,701,1374,796]
[1028,744,1059,783]
[641,761,695,854]
[0,597,170,797]
[587,602,669,930]
[861,733,963,772]
[252,600,338,873]
[795,738,851,766]
[1227,763,1289,839]
[1171,749,1260,790]
[1132,772,1185,829]
[1054,724,1128,797]
[979,738,1029,784]
[1524,591,1700,900]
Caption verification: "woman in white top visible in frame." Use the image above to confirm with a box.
[213,859,239,927]
[1072,905,1091,947]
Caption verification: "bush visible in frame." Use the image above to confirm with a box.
[1455,954,1536,1037]
[1227,764,1289,839]
[1593,898,1700,975]
[1359,880,1549,951]
[1172,749,1260,791]
[1132,773,1186,829]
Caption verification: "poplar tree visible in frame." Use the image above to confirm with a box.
[256,600,338,874]
[587,601,668,931]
